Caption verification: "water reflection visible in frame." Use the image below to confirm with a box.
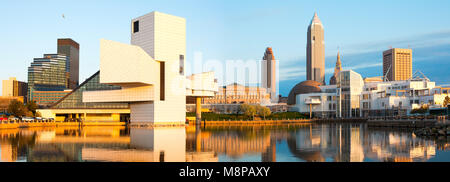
[0,123,448,162]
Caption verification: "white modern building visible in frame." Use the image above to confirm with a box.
[288,70,364,118]
[82,11,217,125]
[360,77,450,117]
[288,69,450,118]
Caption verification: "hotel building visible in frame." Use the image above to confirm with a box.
[383,48,412,81]
[28,54,69,103]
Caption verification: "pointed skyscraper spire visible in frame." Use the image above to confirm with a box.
[336,51,342,70]
[310,12,322,26]
[329,51,342,85]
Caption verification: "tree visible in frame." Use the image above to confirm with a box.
[410,105,429,115]
[240,104,257,120]
[443,96,450,107]
[7,100,29,117]
[26,101,38,116]
[257,105,272,120]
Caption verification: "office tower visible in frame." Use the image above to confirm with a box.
[306,12,325,85]
[383,48,412,81]
[28,54,68,102]
[57,38,80,89]
[2,77,27,100]
[261,47,277,102]
[329,51,342,85]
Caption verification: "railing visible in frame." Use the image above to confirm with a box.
[0,118,82,125]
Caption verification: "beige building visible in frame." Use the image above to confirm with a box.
[307,12,325,85]
[383,48,412,81]
[202,83,270,105]
[2,77,27,101]
[261,47,277,102]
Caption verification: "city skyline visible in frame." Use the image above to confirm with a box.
[1,0,450,96]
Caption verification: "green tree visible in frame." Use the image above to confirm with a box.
[240,104,257,120]
[7,100,29,117]
[257,105,272,120]
[443,96,450,107]
[26,101,38,116]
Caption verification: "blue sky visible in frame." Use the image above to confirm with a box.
[1,0,450,96]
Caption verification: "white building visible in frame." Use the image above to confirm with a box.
[288,70,364,118]
[83,11,217,125]
[289,69,450,118]
[360,77,450,117]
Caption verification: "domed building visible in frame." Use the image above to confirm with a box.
[286,80,340,118]
[287,80,323,105]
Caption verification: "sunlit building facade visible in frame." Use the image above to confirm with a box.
[383,48,412,81]
[306,12,325,85]
[2,77,27,102]
[57,38,80,89]
[28,54,68,104]
[261,47,277,102]
[38,71,130,122]
[288,70,364,118]
[360,78,450,117]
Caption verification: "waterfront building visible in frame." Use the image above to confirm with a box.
[38,71,130,122]
[288,81,338,118]
[31,90,72,107]
[287,70,364,118]
[306,12,325,85]
[383,48,412,81]
[288,68,450,118]
[336,70,365,118]
[329,51,342,85]
[202,83,270,105]
[38,11,217,124]
[196,83,271,114]
[261,47,277,102]
[360,77,450,117]
[28,54,68,103]
[2,77,27,101]
[57,38,80,89]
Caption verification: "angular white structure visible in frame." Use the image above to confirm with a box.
[83,11,217,125]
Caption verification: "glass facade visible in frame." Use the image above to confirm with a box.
[337,71,363,118]
[28,54,69,101]
[51,71,129,109]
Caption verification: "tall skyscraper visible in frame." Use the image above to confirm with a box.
[57,38,80,89]
[2,77,27,101]
[329,51,342,85]
[306,12,325,85]
[28,54,68,102]
[383,48,412,81]
[261,47,277,102]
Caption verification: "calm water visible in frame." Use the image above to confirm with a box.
[0,123,449,162]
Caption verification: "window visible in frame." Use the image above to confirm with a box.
[160,62,165,101]
[179,55,184,75]
[133,21,139,33]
